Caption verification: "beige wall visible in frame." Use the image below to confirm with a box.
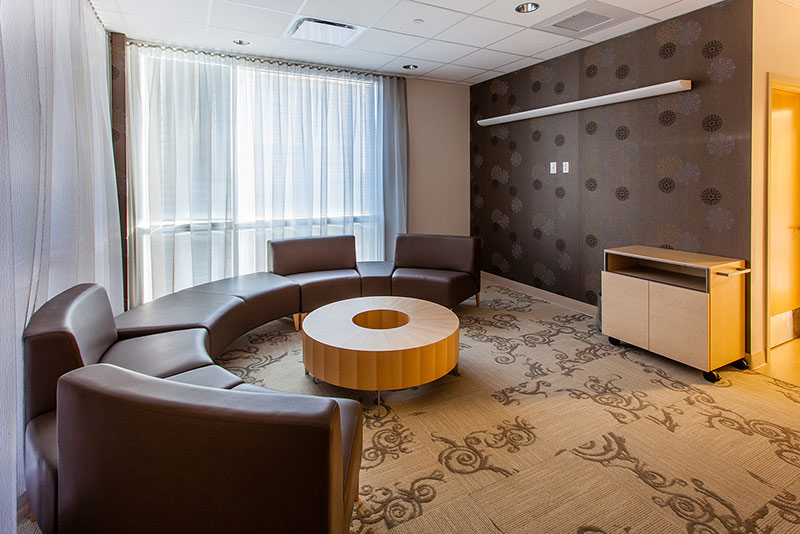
[406,79,470,236]
[751,0,800,363]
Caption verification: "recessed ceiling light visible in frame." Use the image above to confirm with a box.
[233,39,251,46]
[515,2,540,13]
[412,18,424,24]
[402,64,418,70]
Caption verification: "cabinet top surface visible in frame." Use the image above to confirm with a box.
[605,245,744,268]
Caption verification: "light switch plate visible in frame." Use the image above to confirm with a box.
[562,161,569,173]
[550,162,557,174]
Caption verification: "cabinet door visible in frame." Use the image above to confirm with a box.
[648,283,709,370]
[601,271,649,349]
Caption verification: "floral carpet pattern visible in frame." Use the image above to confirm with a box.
[214,280,800,534]
[17,278,800,533]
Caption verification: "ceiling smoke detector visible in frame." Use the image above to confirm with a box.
[402,64,418,70]
[289,17,359,47]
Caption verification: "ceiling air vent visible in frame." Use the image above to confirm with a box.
[289,18,359,47]
[532,0,637,39]
[553,11,612,33]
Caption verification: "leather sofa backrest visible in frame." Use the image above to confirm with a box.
[394,234,481,283]
[57,364,344,533]
[23,283,117,424]
[269,235,357,275]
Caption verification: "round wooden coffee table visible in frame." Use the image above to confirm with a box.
[301,296,459,396]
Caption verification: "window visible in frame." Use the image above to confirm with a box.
[127,45,406,304]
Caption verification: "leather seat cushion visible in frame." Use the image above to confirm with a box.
[167,364,243,389]
[115,291,247,355]
[392,268,478,308]
[357,261,394,296]
[184,272,300,333]
[231,382,285,394]
[286,269,361,312]
[100,329,212,378]
[25,411,57,534]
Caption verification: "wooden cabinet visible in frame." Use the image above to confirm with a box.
[601,245,749,381]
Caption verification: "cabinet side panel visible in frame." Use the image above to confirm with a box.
[601,271,649,349]
[710,262,746,369]
[649,284,709,371]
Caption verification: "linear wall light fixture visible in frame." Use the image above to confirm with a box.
[476,79,691,127]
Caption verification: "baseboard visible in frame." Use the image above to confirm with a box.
[747,350,766,369]
[481,272,598,316]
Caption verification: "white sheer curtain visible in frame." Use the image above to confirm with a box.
[127,44,407,305]
[0,0,123,519]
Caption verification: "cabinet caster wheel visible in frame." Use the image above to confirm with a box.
[703,370,721,383]
[730,358,749,370]
[608,337,621,346]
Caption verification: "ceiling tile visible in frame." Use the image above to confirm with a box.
[465,69,503,84]
[90,0,121,11]
[413,0,494,14]
[114,0,210,25]
[224,0,304,13]
[209,1,295,36]
[534,38,592,60]
[435,16,522,47]
[374,1,467,38]
[333,48,396,70]
[96,10,127,32]
[599,0,681,14]
[379,56,445,75]
[494,56,542,73]
[424,63,486,81]
[406,39,477,63]
[581,16,657,43]
[89,0,729,76]
[474,0,585,26]
[205,27,280,56]
[300,0,397,27]
[486,27,570,55]
[121,14,207,45]
[269,39,343,64]
[350,29,426,56]
[647,0,719,20]
[455,48,522,69]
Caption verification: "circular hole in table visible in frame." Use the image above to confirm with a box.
[352,309,410,330]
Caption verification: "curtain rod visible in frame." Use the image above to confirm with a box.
[127,39,401,80]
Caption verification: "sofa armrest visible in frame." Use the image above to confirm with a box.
[57,364,346,534]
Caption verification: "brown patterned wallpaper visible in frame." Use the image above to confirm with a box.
[110,32,128,308]
[469,0,752,306]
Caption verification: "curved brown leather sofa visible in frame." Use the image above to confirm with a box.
[23,233,479,534]
[24,283,362,534]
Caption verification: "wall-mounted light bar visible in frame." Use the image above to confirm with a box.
[476,79,692,127]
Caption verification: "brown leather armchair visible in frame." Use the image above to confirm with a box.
[57,364,361,534]
[391,234,481,308]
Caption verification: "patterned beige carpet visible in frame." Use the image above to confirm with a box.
[18,278,800,533]
[218,280,800,534]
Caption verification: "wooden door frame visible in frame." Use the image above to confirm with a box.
[765,73,800,361]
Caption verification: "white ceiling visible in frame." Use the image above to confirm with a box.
[90,0,723,85]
